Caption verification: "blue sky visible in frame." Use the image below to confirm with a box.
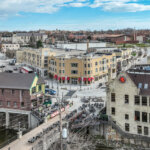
[0,0,150,31]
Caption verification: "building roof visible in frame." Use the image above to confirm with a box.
[127,73,150,95]
[0,73,42,90]
[16,32,46,37]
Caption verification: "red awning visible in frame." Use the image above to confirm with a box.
[91,77,94,80]
[54,75,57,79]
[88,78,91,81]
[58,77,61,80]
[62,77,65,81]
[67,77,70,80]
[78,77,81,81]
[83,78,87,81]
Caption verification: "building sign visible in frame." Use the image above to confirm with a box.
[119,76,126,83]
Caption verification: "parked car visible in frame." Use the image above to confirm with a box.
[13,67,18,71]
[45,88,56,95]
[28,137,36,143]
[0,65,5,68]
[5,70,13,73]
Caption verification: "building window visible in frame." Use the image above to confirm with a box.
[138,83,142,88]
[144,127,149,135]
[85,71,87,75]
[71,70,78,74]
[39,85,41,91]
[95,68,98,72]
[0,101,2,106]
[135,96,140,105]
[95,62,98,66]
[14,102,17,108]
[142,112,147,122]
[125,123,129,132]
[142,97,147,106]
[88,71,90,74]
[59,70,61,73]
[144,84,148,89]
[12,90,15,95]
[111,93,115,102]
[135,111,140,121]
[7,101,10,107]
[125,114,129,120]
[21,102,24,108]
[111,107,115,115]
[125,95,129,104]
[88,64,90,67]
[137,126,142,134]
[112,69,116,73]
[84,64,86,68]
[71,63,78,67]
[1,89,4,95]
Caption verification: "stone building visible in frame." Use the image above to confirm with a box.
[107,67,150,147]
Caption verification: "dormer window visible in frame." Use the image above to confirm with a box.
[144,84,148,89]
[138,83,142,89]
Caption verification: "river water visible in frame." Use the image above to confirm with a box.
[0,127,17,149]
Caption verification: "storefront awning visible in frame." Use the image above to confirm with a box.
[88,77,91,81]
[78,77,81,81]
[83,78,87,81]
[54,75,57,79]
[62,77,65,80]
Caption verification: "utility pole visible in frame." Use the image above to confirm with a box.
[80,72,81,91]
[57,81,63,150]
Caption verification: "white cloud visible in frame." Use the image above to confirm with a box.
[68,2,89,7]
[90,0,150,12]
[0,0,150,18]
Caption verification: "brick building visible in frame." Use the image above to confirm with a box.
[0,73,45,129]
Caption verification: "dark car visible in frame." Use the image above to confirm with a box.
[0,65,5,68]
[5,70,13,73]
[13,67,18,71]
[28,137,36,143]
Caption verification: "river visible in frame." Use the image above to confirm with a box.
[0,127,17,149]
